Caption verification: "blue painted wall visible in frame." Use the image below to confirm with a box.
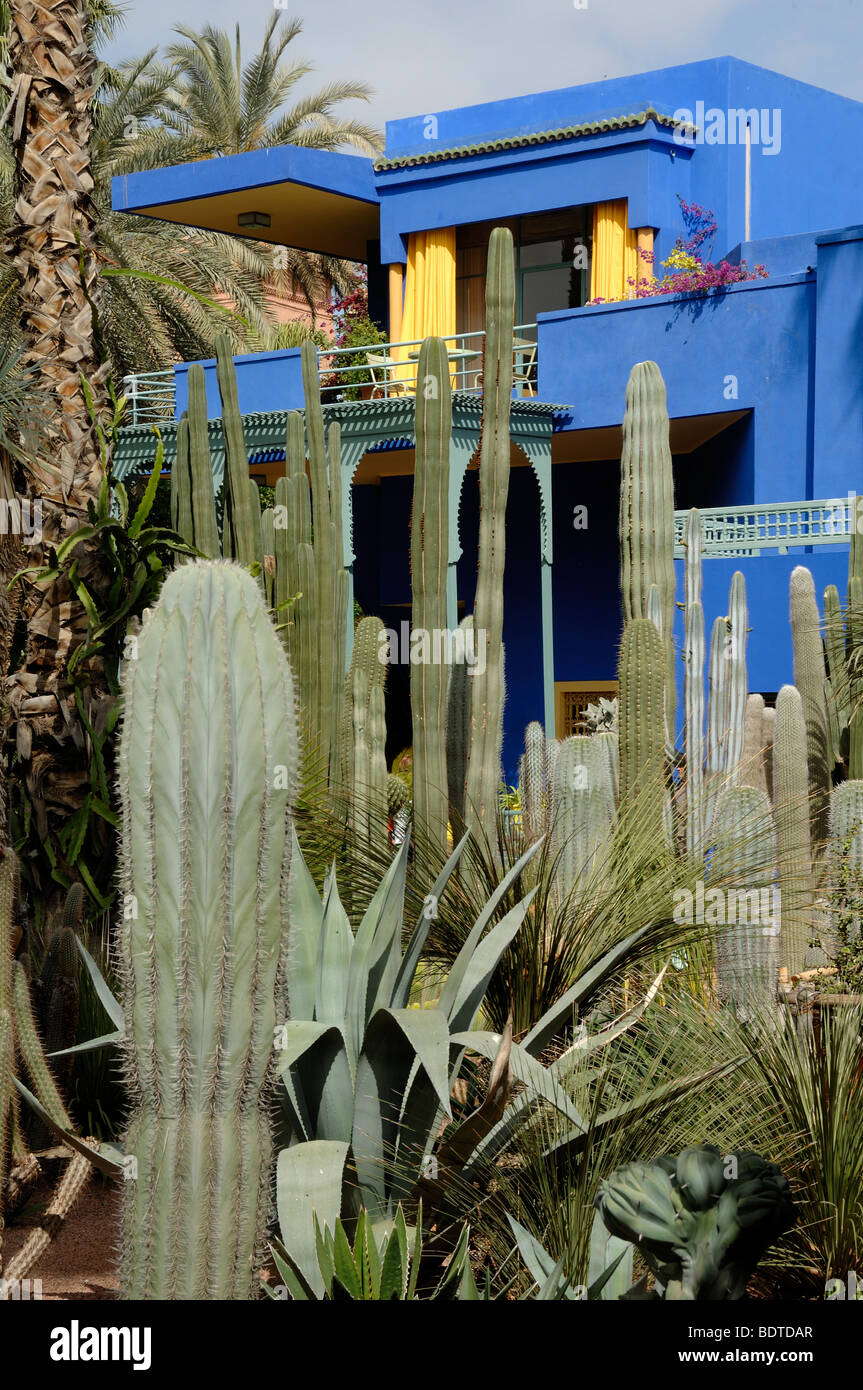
[174,348,305,420]
[539,272,815,504]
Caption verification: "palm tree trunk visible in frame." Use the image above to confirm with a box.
[2,0,113,905]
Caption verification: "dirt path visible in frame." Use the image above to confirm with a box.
[2,1174,121,1300]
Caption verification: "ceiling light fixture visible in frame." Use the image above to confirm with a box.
[237,211,271,228]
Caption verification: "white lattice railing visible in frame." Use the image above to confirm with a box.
[673,500,858,557]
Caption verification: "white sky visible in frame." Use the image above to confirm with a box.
[105,0,863,138]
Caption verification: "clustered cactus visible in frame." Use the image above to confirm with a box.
[595,1144,796,1299]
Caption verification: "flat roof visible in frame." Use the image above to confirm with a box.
[111,144,380,261]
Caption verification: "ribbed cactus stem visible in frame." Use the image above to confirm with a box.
[619,617,667,847]
[790,566,831,844]
[773,685,814,975]
[740,693,768,796]
[445,616,473,834]
[521,721,547,843]
[215,335,258,567]
[725,571,748,781]
[117,561,298,1300]
[619,360,676,732]
[185,365,220,557]
[551,735,616,897]
[683,523,705,858]
[411,336,451,851]
[827,780,863,947]
[465,227,514,833]
[710,785,779,1015]
[847,577,863,780]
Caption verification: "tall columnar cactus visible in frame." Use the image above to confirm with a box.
[683,509,705,857]
[445,616,474,831]
[521,721,548,843]
[338,616,388,851]
[214,335,261,568]
[725,572,748,779]
[173,364,220,558]
[465,227,514,832]
[710,785,779,1015]
[740,694,768,797]
[790,567,831,844]
[618,360,676,733]
[826,780,863,946]
[772,685,814,976]
[618,618,667,847]
[116,561,298,1300]
[411,337,451,850]
[344,622,389,859]
[822,579,863,780]
[171,345,348,790]
[550,734,617,896]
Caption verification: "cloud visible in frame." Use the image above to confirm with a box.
[105,0,863,133]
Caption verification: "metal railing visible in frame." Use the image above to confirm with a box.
[121,325,539,422]
[317,325,538,402]
[673,499,858,557]
[122,369,176,426]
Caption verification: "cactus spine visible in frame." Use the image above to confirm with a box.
[790,567,831,844]
[551,734,617,895]
[619,360,676,732]
[710,785,778,1014]
[618,617,667,846]
[465,227,514,831]
[116,561,298,1300]
[411,337,451,850]
[772,685,814,975]
[683,509,705,857]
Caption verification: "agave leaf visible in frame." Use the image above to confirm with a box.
[445,890,538,1036]
[587,1212,632,1301]
[508,1215,569,1294]
[316,870,354,1033]
[379,1220,406,1300]
[352,1006,452,1217]
[48,1029,124,1058]
[345,838,410,1056]
[278,1021,354,1143]
[392,830,471,1008]
[268,1242,314,1301]
[521,924,652,1057]
[287,827,324,1021]
[333,1218,362,1299]
[75,936,124,1031]
[12,1078,124,1178]
[438,838,543,1020]
[276,1140,349,1298]
[451,1030,585,1126]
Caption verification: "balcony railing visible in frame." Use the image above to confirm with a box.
[122,369,175,426]
[318,326,538,402]
[673,500,856,557]
[121,326,539,425]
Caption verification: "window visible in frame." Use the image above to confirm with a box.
[455,208,591,339]
[554,680,619,740]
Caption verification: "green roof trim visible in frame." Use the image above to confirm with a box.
[113,392,568,486]
[373,108,693,172]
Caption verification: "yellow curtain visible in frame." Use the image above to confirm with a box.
[589,201,639,302]
[393,227,457,384]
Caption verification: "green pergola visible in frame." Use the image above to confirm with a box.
[114,392,562,732]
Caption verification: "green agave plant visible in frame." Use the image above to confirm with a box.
[268,1202,630,1302]
[276,828,666,1295]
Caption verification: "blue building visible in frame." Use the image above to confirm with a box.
[113,56,863,776]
